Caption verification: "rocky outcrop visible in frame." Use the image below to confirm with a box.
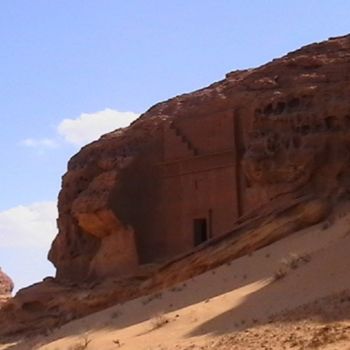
[3,34,350,338]
[48,122,163,281]
[0,268,13,307]
[49,34,350,284]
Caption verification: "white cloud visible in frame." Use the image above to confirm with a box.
[21,108,139,150]
[57,108,139,146]
[0,201,58,248]
[20,138,58,149]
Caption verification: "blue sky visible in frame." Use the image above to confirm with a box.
[1,0,349,291]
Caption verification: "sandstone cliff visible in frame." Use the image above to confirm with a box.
[2,34,350,337]
[49,34,350,283]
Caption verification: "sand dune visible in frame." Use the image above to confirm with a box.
[2,207,350,350]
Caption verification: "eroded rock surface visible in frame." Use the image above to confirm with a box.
[49,34,350,283]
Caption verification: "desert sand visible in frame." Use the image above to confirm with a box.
[2,204,350,350]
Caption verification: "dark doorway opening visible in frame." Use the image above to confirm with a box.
[193,218,208,246]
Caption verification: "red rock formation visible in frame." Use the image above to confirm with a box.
[4,35,350,337]
[0,268,13,306]
[49,34,350,284]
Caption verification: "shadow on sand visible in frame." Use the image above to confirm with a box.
[188,238,350,338]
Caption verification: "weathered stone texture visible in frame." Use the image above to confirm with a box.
[49,34,350,283]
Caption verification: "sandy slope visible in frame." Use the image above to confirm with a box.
[3,206,350,350]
